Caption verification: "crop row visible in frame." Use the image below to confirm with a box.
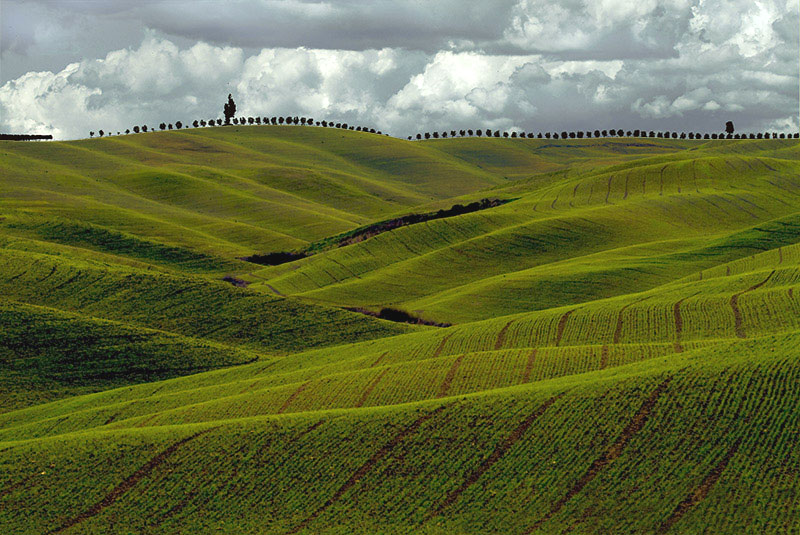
[2,334,799,533]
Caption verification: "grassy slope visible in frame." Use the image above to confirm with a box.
[0,129,798,534]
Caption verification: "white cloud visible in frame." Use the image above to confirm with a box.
[1,0,797,140]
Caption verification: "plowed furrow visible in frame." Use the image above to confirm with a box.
[286,406,448,534]
[355,369,389,408]
[730,271,775,338]
[277,381,312,414]
[656,439,742,533]
[525,378,671,533]
[426,394,562,519]
[52,428,215,533]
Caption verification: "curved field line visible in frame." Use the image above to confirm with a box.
[263,283,286,297]
[495,319,516,350]
[600,345,610,369]
[432,334,452,359]
[623,172,629,200]
[730,271,775,338]
[0,476,33,499]
[285,405,448,535]
[355,368,389,408]
[525,378,672,533]
[370,351,389,367]
[277,381,312,414]
[522,349,538,383]
[51,428,216,534]
[555,309,577,347]
[605,176,613,204]
[656,438,742,534]
[673,298,688,353]
[613,302,636,344]
[425,394,563,520]
[438,355,466,398]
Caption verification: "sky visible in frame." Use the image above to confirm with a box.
[1,0,798,140]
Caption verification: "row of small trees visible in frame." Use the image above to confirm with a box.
[88,119,798,141]
[89,116,386,138]
[408,129,799,140]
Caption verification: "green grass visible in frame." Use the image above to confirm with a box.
[0,127,798,534]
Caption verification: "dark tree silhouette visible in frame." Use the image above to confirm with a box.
[142,125,148,132]
[425,132,431,139]
[192,120,199,128]
[416,133,421,140]
[200,120,207,127]
[247,117,254,124]
[432,132,439,138]
[561,131,568,139]
[476,129,483,136]
[725,121,734,134]
[133,126,140,133]
[223,94,236,124]
[125,129,130,134]
[159,123,166,130]
[460,130,466,137]
[468,129,474,136]
[98,130,104,137]
[255,117,261,124]
[217,119,223,126]
[176,121,182,129]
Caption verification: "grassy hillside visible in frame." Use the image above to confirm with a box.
[0,127,798,534]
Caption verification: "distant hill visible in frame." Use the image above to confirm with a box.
[1,127,798,534]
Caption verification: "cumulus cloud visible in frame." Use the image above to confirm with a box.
[1,0,797,139]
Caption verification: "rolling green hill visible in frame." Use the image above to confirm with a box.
[1,126,798,534]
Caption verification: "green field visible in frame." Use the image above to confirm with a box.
[1,126,798,534]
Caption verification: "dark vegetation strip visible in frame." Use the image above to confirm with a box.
[277,381,312,414]
[51,428,216,534]
[656,439,742,534]
[222,275,249,288]
[426,394,563,520]
[243,198,512,266]
[730,271,775,338]
[554,309,577,347]
[355,368,389,408]
[525,378,672,533]
[0,134,53,141]
[438,355,466,398]
[286,405,448,535]
[344,307,451,327]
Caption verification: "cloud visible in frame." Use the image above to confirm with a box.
[1,0,797,139]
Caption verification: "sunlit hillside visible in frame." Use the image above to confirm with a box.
[1,126,798,534]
